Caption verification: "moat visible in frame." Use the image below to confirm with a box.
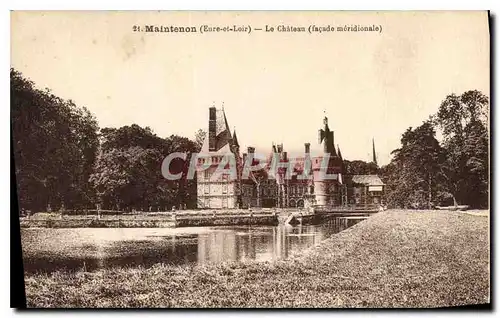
[21,218,361,273]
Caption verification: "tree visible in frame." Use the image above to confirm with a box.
[435,90,489,208]
[165,135,199,208]
[90,127,201,211]
[249,168,268,208]
[89,147,166,211]
[343,160,378,175]
[100,125,168,153]
[194,129,206,152]
[11,68,99,213]
[386,121,446,209]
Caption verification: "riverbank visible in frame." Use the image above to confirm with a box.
[20,209,376,228]
[24,209,490,308]
[19,210,280,228]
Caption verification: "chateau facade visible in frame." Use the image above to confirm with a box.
[196,107,241,209]
[196,105,385,209]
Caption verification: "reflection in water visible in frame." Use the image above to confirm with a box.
[21,218,362,273]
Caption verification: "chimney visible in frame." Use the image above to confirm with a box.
[208,107,217,151]
[304,143,310,154]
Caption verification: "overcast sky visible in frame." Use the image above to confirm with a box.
[11,11,489,165]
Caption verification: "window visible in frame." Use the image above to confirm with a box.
[222,184,228,194]
[204,170,210,181]
[310,185,315,194]
[222,198,228,208]
[204,185,209,194]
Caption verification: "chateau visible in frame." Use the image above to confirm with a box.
[196,105,385,209]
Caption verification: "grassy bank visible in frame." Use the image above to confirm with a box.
[24,210,490,308]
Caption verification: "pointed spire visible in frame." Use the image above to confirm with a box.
[222,106,230,133]
[331,131,337,156]
[372,138,378,165]
[338,144,345,174]
[232,128,239,147]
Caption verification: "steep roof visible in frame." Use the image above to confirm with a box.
[200,107,235,154]
[351,174,385,186]
[232,129,239,148]
[319,117,337,156]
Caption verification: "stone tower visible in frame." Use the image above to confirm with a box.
[197,105,241,209]
[311,116,343,207]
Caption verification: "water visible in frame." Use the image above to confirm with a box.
[21,219,359,273]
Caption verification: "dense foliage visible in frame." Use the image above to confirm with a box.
[381,122,446,209]
[11,69,99,212]
[342,160,378,175]
[381,90,489,209]
[90,125,198,210]
[12,69,198,213]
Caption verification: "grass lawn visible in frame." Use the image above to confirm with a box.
[24,209,490,308]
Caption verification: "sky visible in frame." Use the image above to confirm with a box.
[11,11,489,165]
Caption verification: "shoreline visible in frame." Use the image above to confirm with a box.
[19,209,375,228]
[23,209,490,308]
[20,214,280,228]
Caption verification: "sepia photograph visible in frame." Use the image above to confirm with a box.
[10,10,490,308]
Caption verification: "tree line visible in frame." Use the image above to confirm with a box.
[11,68,489,213]
[380,90,489,209]
[11,69,201,213]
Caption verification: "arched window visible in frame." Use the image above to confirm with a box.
[310,185,315,194]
